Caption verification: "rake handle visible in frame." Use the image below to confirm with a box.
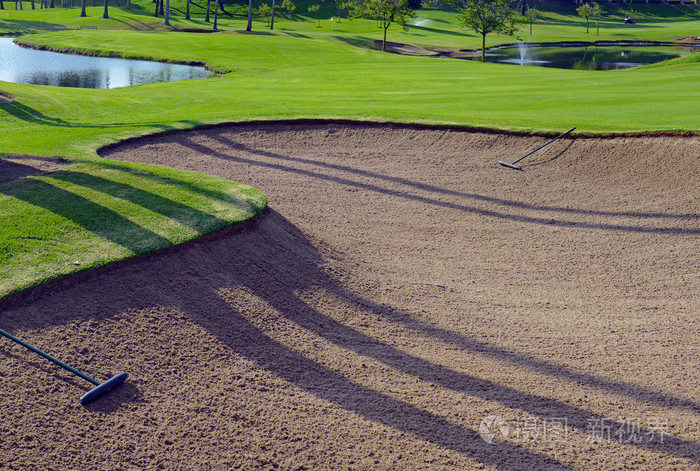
[0,328,100,386]
[512,127,576,165]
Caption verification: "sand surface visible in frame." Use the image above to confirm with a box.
[1,122,699,470]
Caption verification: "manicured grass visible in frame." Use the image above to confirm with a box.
[0,3,698,301]
[0,158,267,298]
[1,27,699,161]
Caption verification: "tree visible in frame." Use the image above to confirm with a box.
[258,3,272,26]
[591,2,602,36]
[164,0,170,25]
[349,0,417,52]
[80,0,86,16]
[576,2,593,34]
[213,0,219,29]
[270,0,276,28]
[457,0,518,62]
[102,0,109,18]
[281,0,295,19]
[332,0,351,22]
[185,0,190,18]
[525,6,538,36]
[309,3,321,27]
[246,0,253,30]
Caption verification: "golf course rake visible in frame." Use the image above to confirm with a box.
[0,327,128,405]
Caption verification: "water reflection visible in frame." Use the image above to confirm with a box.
[0,37,210,88]
[478,44,694,70]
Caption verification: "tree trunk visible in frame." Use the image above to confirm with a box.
[102,0,108,19]
[164,0,170,25]
[213,0,218,29]
[185,0,190,19]
[270,0,275,29]
[481,33,486,62]
[205,0,210,22]
[382,22,388,52]
[80,0,85,15]
[246,0,253,31]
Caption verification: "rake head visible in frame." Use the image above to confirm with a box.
[498,161,523,171]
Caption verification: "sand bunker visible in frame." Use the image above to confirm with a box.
[1,122,699,470]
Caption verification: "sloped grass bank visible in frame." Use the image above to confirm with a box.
[0,158,267,301]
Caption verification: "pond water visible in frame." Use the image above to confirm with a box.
[478,44,694,70]
[0,37,210,89]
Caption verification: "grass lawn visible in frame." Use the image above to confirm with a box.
[0,1,698,300]
[0,158,267,299]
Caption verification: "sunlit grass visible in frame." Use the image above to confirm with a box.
[0,159,267,298]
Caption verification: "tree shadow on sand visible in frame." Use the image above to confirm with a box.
[2,210,698,468]
[174,130,699,234]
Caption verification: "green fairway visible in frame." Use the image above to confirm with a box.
[0,1,698,300]
[1,8,699,162]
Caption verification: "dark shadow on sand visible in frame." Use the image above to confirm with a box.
[173,131,699,235]
[3,210,698,467]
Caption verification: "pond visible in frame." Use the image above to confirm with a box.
[477,44,696,70]
[0,37,210,89]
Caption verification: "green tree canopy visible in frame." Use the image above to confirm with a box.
[349,0,417,52]
[525,6,539,36]
[576,2,594,33]
[457,0,518,62]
